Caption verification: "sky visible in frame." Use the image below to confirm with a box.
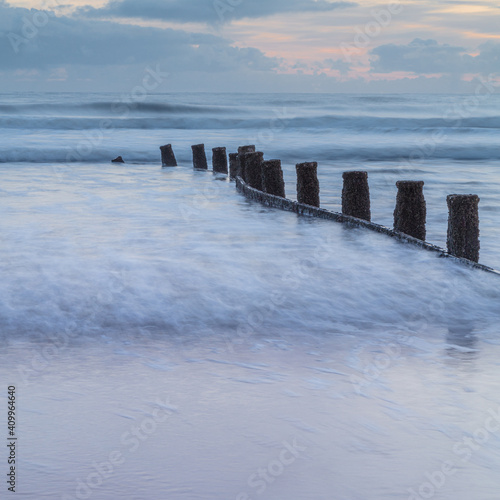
[0,0,499,92]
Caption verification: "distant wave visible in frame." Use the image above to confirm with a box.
[0,116,249,130]
[0,101,232,115]
[1,144,498,164]
[1,115,500,131]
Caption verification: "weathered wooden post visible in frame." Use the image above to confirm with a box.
[160,144,177,167]
[447,194,480,262]
[296,162,320,207]
[245,151,264,190]
[238,152,256,182]
[236,145,256,179]
[238,145,255,155]
[212,147,228,174]
[393,181,426,240]
[229,153,239,179]
[262,160,286,198]
[191,144,208,170]
[342,171,371,221]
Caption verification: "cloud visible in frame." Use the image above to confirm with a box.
[474,41,500,73]
[0,4,279,72]
[370,39,466,74]
[370,38,500,76]
[324,58,351,74]
[81,0,357,24]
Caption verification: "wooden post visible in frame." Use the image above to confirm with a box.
[212,147,228,174]
[236,145,255,179]
[393,181,426,240]
[296,162,320,207]
[191,144,208,170]
[229,153,239,179]
[159,144,177,167]
[238,145,255,155]
[342,171,371,221]
[262,160,285,198]
[238,152,255,182]
[447,194,480,262]
[245,151,264,190]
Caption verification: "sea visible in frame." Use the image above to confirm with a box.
[0,92,500,499]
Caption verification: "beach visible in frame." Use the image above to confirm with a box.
[1,92,500,499]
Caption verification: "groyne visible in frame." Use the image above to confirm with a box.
[162,143,500,275]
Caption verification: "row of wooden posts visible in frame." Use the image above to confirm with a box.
[159,143,481,264]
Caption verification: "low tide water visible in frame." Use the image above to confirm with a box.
[1,92,500,499]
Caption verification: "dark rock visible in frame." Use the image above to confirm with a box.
[262,159,285,198]
[296,162,320,207]
[393,181,426,240]
[342,171,371,221]
[112,156,125,163]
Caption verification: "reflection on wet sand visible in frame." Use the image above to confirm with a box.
[446,320,478,364]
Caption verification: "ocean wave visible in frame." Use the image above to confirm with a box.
[1,114,500,132]
[1,144,499,164]
[0,101,232,115]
